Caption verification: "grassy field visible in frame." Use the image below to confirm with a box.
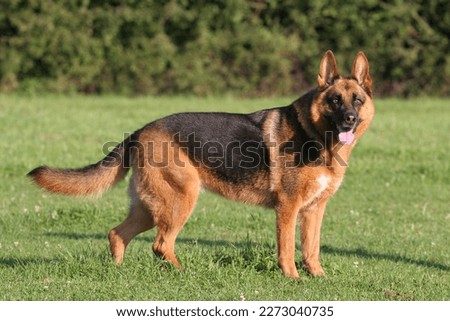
[0,95,448,301]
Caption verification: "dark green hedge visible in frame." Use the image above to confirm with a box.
[1,0,449,96]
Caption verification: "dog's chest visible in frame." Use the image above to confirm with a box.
[301,173,343,209]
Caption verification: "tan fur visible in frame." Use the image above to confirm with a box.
[28,51,375,279]
[28,162,127,197]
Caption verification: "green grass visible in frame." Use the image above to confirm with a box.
[0,95,448,301]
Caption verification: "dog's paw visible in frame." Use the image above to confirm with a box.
[302,262,325,276]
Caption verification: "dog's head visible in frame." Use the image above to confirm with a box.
[312,50,375,145]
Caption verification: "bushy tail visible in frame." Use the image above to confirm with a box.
[27,136,135,197]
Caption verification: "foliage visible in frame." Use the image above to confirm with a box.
[0,0,449,96]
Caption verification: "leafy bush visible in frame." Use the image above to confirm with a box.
[0,0,448,96]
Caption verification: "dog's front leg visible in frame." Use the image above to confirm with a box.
[299,198,328,276]
[276,203,301,279]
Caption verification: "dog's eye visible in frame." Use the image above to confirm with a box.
[354,98,362,107]
[328,95,341,109]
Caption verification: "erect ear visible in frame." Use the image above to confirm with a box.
[317,50,339,88]
[351,51,372,95]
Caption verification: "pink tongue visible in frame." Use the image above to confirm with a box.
[338,131,355,145]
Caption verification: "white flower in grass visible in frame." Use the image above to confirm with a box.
[51,210,58,219]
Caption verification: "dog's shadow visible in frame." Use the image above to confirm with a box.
[1,232,447,272]
[39,231,265,249]
[320,245,449,272]
[0,257,64,268]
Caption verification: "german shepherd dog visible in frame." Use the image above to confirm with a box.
[28,51,374,278]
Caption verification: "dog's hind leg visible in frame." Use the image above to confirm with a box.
[108,199,155,265]
[151,176,200,270]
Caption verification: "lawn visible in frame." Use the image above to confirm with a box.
[0,95,448,300]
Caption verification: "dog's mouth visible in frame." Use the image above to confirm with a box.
[332,120,360,145]
[337,129,355,145]
[326,107,362,145]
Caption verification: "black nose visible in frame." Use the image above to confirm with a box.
[344,110,357,125]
